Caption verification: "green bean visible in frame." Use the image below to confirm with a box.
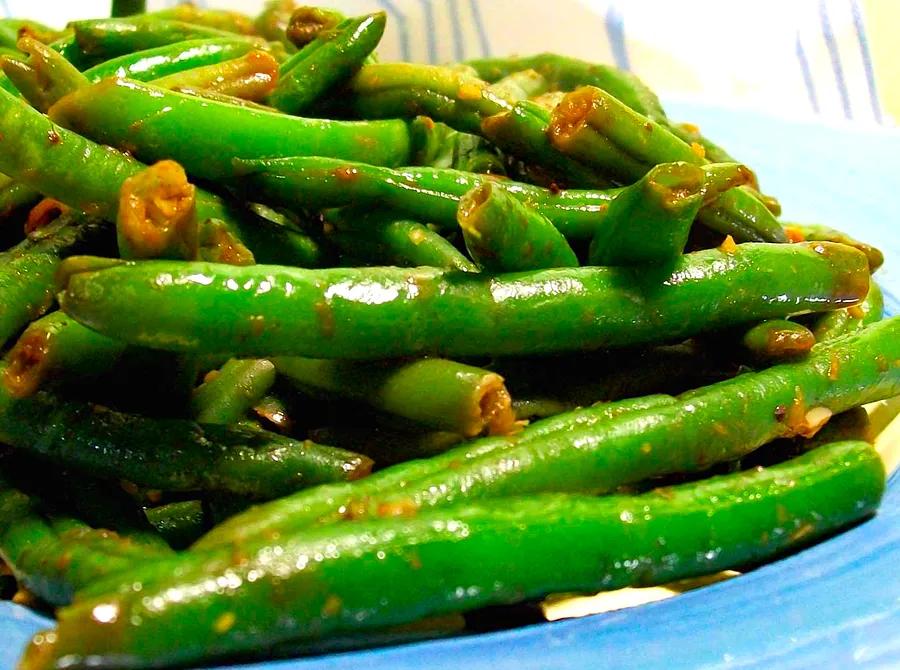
[253,393,294,432]
[812,279,884,342]
[192,395,697,548]
[0,214,110,348]
[255,0,302,51]
[153,49,279,101]
[326,209,477,271]
[458,182,578,270]
[0,84,324,266]
[0,39,88,113]
[302,316,900,522]
[59,242,868,359]
[588,161,705,265]
[84,38,259,85]
[410,117,506,174]
[0,477,172,606]
[511,397,576,421]
[785,222,884,272]
[192,359,277,425]
[149,6,257,35]
[487,69,550,102]
[466,53,667,122]
[741,319,816,361]
[2,311,127,399]
[0,368,373,498]
[116,160,199,260]
[668,120,738,165]
[72,18,261,60]
[270,12,385,114]
[28,440,883,669]
[111,0,146,17]
[49,78,413,180]
[339,63,610,187]
[285,6,345,48]
[0,180,39,222]
[144,500,206,549]
[276,357,517,437]
[230,155,617,239]
[0,20,59,51]
[549,86,786,243]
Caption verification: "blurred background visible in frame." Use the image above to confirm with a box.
[3,0,895,126]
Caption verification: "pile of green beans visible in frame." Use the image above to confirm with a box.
[0,3,894,670]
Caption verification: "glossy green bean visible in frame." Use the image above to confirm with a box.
[0,19,59,51]
[49,78,413,179]
[84,38,258,83]
[326,209,477,271]
[741,319,816,361]
[285,6,345,48]
[255,0,303,51]
[0,84,320,266]
[457,182,579,270]
[785,222,884,272]
[269,12,385,114]
[149,5,257,35]
[487,68,550,102]
[812,279,884,342]
[0,214,110,347]
[312,316,900,521]
[549,86,786,242]
[192,395,696,548]
[0,478,172,606]
[2,311,127,398]
[0,369,373,498]
[410,117,506,174]
[192,359,277,425]
[276,357,517,437]
[59,242,868,359]
[153,49,279,101]
[465,53,667,122]
[144,500,206,550]
[71,18,259,59]
[27,441,883,669]
[230,155,618,239]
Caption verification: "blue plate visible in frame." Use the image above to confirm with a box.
[2,104,899,670]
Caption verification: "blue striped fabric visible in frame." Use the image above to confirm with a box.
[849,0,883,123]
[819,0,853,119]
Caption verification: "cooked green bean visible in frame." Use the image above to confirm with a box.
[58,243,868,359]
[26,441,883,669]
[269,12,385,114]
[548,86,786,243]
[230,155,617,239]
[0,19,59,50]
[292,316,900,525]
[144,500,206,549]
[0,476,172,606]
[0,84,322,266]
[71,18,261,59]
[0,214,110,348]
[49,78,413,179]
[192,395,697,547]
[457,182,578,270]
[192,359,277,425]
[0,38,86,112]
[410,117,506,174]
[256,0,303,50]
[812,279,884,342]
[487,69,550,102]
[466,53,667,122]
[153,49,279,101]
[2,311,127,399]
[0,368,373,498]
[149,5,256,35]
[276,357,517,437]
[785,222,884,272]
[326,209,478,272]
[285,6,345,48]
[84,38,259,83]
[741,319,816,361]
